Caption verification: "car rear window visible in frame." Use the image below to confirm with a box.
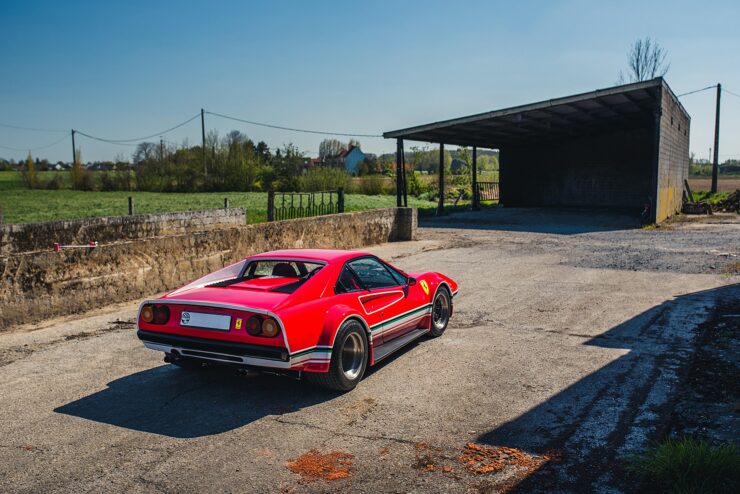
[244,260,323,279]
[171,259,248,293]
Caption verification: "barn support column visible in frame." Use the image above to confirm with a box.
[472,146,480,210]
[437,143,445,216]
[402,143,408,207]
[396,139,403,207]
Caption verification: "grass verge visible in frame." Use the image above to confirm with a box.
[0,188,441,224]
[692,191,731,204]
[630,437,740,493]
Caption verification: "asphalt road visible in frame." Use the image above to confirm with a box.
[1,209,738,493]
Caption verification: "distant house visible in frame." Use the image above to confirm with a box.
[301,157,323,173]
[89,162,114,171]
[323,146,366,175]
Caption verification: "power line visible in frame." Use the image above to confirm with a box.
[676,85,716,98]
[724,88,740,99]
[78,140,140,147]
[205,110,383,138]
[0,134,69,152]
[75,113,200,143]
[0,122,67,133]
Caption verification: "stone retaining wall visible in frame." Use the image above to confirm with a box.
[0,208,247,256]
[0,208,416,329]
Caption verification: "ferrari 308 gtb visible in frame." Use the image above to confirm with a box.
[136,249,457,391]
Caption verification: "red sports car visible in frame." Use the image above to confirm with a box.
[136,249,458,391]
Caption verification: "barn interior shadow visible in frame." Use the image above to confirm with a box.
[55,364,338,438]
[420,207,641,235]
[473,283,739,492]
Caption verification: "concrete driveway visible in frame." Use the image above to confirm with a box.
[1,209,738,493]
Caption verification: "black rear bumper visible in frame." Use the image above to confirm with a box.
[137,330,289,362]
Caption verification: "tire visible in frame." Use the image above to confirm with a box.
[429,287,451,338]
[306,319,368,392]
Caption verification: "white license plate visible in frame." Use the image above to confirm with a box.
[179,311,231,331]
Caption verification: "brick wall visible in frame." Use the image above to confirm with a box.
[655,87,691,223]
[501,126,654,211]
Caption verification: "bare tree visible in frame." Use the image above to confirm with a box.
[617,37,669,84]
[132,142,158,164]
[319,139,345,160]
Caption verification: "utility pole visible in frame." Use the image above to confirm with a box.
[711,83,721,194]
[160,137,164,166]
[71,129,76,165]
[201,108,207,179]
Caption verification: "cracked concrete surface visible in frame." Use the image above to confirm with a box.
[0,209,738,493]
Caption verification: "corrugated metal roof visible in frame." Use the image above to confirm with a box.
[383,78,687,148]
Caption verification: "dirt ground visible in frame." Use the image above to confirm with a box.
[0,208,738,493]
[688,176,740,193]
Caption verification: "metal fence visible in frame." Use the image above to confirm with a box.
[476,181,500,201]
[267,189,344,221]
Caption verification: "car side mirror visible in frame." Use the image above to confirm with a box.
[407,277,417,286]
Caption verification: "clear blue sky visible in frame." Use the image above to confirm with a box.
[1,0,739,163]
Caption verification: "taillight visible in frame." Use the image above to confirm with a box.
[141,305,154,323]
[246,316,262,336]
[261,318,279,338]
[242,315,280,337]
[153,305,170,324]
[140,304,169,325]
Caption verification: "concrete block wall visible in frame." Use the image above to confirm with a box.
[0,208,417,329]
[501,126,654,211]
[655,88,691,223]
[0,208,247,256]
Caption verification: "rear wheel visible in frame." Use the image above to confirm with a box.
[429,288,451,337]
[306,320,368,392]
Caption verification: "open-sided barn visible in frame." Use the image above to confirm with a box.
[384,78,690,223]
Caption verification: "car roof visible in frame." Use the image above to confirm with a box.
[248,249,370,263]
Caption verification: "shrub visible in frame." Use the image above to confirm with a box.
[80,170,97,191]
[100,172,117,191]
[630,437,740,493]
[689,163,712,176]
[21,153,39,189]
[406,171,426,197]
[356,175,386,195]
[298,167,349,192]
[43,174,64,190]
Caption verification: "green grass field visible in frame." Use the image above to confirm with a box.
[0,171,440,224]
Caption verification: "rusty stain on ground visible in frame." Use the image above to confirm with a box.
[458,443,563,476]
[287,449,353,481]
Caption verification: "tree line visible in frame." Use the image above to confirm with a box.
[13,133,501,196]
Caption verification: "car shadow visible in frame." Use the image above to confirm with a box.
[55,331,432,439]
[472,283,740,492]
[54,364,338,438]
